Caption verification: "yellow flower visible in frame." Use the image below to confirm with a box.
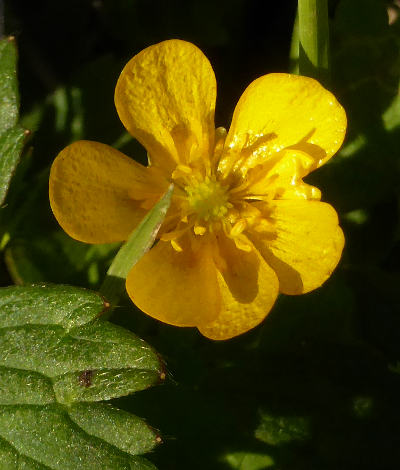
[49,39,346,340]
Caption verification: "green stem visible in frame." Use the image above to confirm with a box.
[298,0,330,85]
[99,184,174,312]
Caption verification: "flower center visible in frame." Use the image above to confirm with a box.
[162,162,275,253]
[185,177,230,221]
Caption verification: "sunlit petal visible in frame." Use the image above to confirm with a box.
[115,39,216,173]
[126,238,220,327]
[199,236,279,340]
[244,149,321,201]
[249,200,345,295]
[49,140,167,244]
[219,73,346,177]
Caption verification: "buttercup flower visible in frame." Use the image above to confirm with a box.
[49,40,346,340]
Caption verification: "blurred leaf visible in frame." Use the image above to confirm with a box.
[0,284,163,469]
[0,37,26,205]
[223,452,274,470]
[382,90,400,131]
[5,230,119,287]
[255,413,310,446]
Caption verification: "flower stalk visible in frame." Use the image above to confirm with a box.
[298,0,330,85]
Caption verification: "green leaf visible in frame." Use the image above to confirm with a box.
[100,184,174,308]
[0,37,26,205]
[5,230,119,287]
[0,125,27,204]
[0,38,20,132]
[0,284,163,469]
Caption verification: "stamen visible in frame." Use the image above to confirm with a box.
[241,194,273,202]
[233,235,253,252]
[194,225,207,235]
[230,219,247,237]
[157,133,277,256]
[160,226,190,241]
[171,239,183,252]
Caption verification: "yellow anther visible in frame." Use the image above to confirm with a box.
[231,219,247,237]
[172,164,194,183]
[233,235,252,252]
[160,226,189,241]
[194,225,207,235]
[171,239,183,252]
[240,204,261,218]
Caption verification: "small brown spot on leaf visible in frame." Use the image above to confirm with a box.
[79,370,94,387]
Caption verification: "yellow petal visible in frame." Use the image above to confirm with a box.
[115,39,216,173]
[249,200,345,295]
[126,238,220,327]
[219,73,346,176]
[198,236,279,340]
[49,140,167,244]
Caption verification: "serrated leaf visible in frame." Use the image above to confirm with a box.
[0,37,26,205]
[0,38,20,132]
[0,284,163,469]
[0,125,26,204]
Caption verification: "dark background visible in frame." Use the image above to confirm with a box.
[3,1,400,469]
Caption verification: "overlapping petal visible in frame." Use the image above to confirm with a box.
[126,237,220,327]
[115,39,217,173]
[199,236,279,340]
[249,200,345,295]
[237,148,322,201]
[49,140,167,244]
[218,73,346,177]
